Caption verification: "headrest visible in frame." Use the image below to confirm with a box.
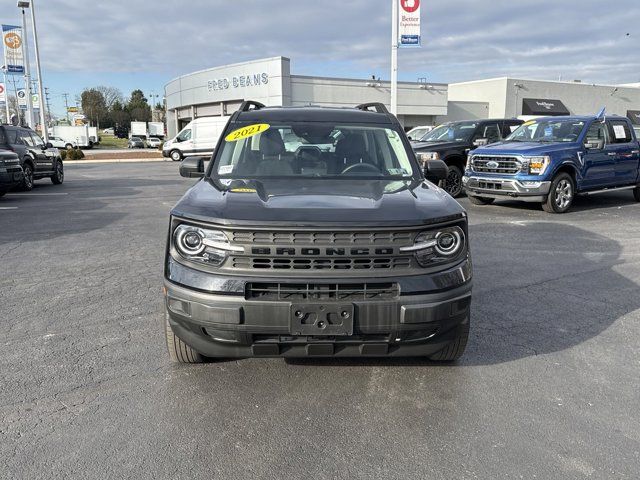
[259,129,285,156]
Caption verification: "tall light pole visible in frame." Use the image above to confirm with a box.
[1,66,10,124]
[390,0,398,115]
[19,0,48,141]
[18,3,34,129]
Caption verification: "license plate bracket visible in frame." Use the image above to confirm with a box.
[290,303,354,336]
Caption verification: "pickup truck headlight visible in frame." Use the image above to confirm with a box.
[466,154,474,170]
[526,156,550,175]
[418,151,440,162]
[400,226,466,267]
[173,224,243,267]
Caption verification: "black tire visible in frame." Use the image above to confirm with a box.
[170,150,182,162]
[165,313,205,363]
[0,189,7,197]
[22,162,34,191]
[542,172,574,213]
[51,160,64,185]
[633,186,640,202]
[442,165,464,198]
[468,195,494,205]
[429,321,470,362]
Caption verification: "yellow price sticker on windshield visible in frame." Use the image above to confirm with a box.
[225,123,270,142]
[230,188,257,193]
[523,121,536,126]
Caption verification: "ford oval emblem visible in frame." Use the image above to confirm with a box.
[486,160,499,169]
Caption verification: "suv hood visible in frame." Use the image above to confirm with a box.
[474,141,580,156]
[411,140,467,151]
[171,178,464,227]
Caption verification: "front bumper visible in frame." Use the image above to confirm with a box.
[463,175,551,202]
[0,169,24,190]
[164,258,472,358]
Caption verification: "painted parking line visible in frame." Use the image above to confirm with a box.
[0,207,18,210]
[7,192,69,196]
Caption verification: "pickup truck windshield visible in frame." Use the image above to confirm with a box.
[507,119,586,143]
[421,121,478,143]
[213,122,415,179]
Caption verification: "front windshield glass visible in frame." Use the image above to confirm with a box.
[421,121,478,142]
[507,119,586,143]
[213,122,415,180]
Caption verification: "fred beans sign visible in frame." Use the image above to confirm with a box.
[208,72,269,92]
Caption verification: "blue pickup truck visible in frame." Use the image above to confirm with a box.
[462,115,640,213]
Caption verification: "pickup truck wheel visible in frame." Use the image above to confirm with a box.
[468,195,494,205]
[429,321,470,362]
[170,150,182,162]
[443,165,464,198]
[633,186,640,202]
[543,173,574,213]
[51,161,64,185]
[22,163,34,191]
[165,313,205,363]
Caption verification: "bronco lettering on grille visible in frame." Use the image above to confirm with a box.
[251,247,397,256]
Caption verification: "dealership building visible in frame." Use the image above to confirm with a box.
[165,56,640,138]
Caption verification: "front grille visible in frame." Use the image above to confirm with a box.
[246,282,400,301]
[472,156,520,174]
[231,256,412,270]
[230,230,414,245]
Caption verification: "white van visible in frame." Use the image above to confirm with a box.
[163,117,229,161]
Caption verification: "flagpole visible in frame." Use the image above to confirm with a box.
[391,0,398,115]
[20,7,33,128]
[2,68,10,123]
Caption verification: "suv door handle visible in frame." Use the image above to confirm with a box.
[607,152,617,156]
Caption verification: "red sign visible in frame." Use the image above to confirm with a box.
[0,84,4,95]
[400,0,420,13]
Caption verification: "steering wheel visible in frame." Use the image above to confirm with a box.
[341,162,381,175]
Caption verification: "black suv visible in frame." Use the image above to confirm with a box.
[0,149,23,197]
[0,125,64,190]
[412,119,524,197]
[163,101,472,363]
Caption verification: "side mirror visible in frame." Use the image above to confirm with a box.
[422,158,449,183]
[174,137,182,143]
[179,156,205,178]
[472,138,489,147]
[584,138,605,150]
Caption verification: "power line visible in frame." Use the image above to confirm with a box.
[62,92,69,121]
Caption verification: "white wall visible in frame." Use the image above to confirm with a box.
[448,78,509,118]
[436,101,489,123]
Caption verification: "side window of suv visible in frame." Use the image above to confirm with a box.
[19,130,36,147]
[501,122,520,138]
[607,120,632,144]
[585,122,608,143]
[479,123,501,143]
[30,132,44,147]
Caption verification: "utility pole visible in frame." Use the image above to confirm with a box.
[27,0,48,141]
[19,5,34,128]
[44,86,51,123]
[390,0,398,115]
[62,92,69,122]
[2,66,10,124]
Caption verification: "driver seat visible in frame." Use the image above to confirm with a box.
[334,134,370,173]
[255,129,294,176]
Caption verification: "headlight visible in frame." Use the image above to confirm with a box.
[466,154,474,170]
[400,226,466,267]
[173,224,243,267]
[418,151,440,162]
[526,156,550,175]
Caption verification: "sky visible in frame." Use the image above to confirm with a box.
[3,0,639,117]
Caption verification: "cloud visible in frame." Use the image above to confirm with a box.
[29,0,640,85]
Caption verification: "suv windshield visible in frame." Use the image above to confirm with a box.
[421,121,478,143]
[507,119,586,143]
[212,121,415,180]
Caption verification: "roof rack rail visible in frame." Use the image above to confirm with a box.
[238,100,266,112]
[355,102,390,114]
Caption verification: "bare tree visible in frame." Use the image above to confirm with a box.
[95,85,124,110]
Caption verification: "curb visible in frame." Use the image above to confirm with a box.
[65,158,171,164]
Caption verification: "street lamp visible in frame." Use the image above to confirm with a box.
[17,0,48,141]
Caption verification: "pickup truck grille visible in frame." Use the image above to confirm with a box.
[246,282,400,301]
[472,156,520,174]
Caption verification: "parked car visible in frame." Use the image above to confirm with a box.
[412,119,524,197]
[162,116,230,162]
[463,115,640,213]
[163,100,471,363]
[406,125,434,141]
[103,127,114,135]
[48,135,77,150]
[146,137,161,148]
[0,149,23,197]
[0,125,64,190]
[128,137,145,149]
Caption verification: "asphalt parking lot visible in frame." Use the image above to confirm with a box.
[1,162,639,479]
